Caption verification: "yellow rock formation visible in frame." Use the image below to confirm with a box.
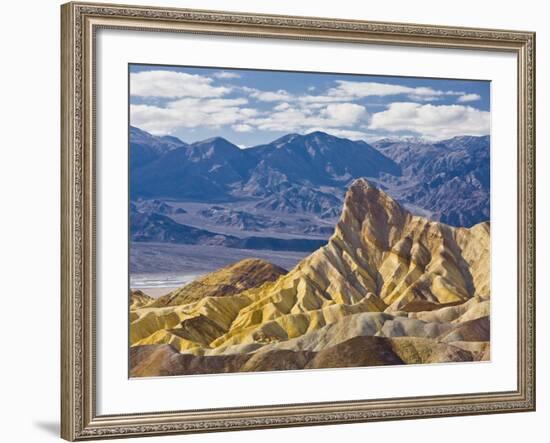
[129,179,490,375]
[129,289,154,310]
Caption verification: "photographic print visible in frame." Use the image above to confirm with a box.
[128,65,490,377]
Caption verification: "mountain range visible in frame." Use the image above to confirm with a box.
[130,179,490,376]
[372,135,490,226]
[130,126,489,227]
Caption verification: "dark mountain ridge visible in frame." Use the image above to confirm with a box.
[372,135,490,226]
[130,204,325,252]
[129,126,187,169]
[131,130,400,201]
[246,131,401,186]
[130,127,490,227]
[131,136,255,200]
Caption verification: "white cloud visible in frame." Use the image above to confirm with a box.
[319,103,368,125]
[298,94,349,106]
[130,97,258,135]
[131,70,230,98]
[369,102,490,139]
[327,81,463,102]
[274,102,291,111]
[250,108,309,132]
[213,71,240,79]
[244,81,466,108]
[130,104,180,134]
[130,71,488,141]
[167,97,248,111]
[250,89,293,102]
[457,93,482,103]
[232,124,253,132]
[329,81,412,97]
[249,103,368,133]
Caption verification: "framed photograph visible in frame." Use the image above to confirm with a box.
[61,1,536,440]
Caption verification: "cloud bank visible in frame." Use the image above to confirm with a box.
[130,68,489,141]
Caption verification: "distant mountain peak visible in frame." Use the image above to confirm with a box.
[194,136,233,145]
[305,130,332,138]
[160,134,186,144]
[373,134,490,146]
[440,134,490,145]
[129,126,188,169]
[269,131,341,148]
[446,134,489,141]
[188,136,243,159]
[296,131,347,143]
[373,136,431,145]
[130,126,187,145]
[270,133,301,147]
[130,126,488,227]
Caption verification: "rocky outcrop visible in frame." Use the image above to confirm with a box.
[151,259,287,307]
[130,289,154,309]
[129,179,490,376]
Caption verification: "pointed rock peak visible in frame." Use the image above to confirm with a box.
[337,179,410,249]
[344,178,402,211]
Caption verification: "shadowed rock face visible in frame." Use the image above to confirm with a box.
[304,336,404,369]
[129,344,316,377]
[130,179,490,376]
[440,316,490,343]
[130,334,476,377]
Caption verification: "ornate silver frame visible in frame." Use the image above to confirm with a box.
[61,2,536,440]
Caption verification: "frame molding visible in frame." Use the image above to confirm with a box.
[61,2,536,440]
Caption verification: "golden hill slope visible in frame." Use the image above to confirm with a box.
[130,289,154,310]
[150,258,287,307]
[130,179,490,376]
[271,177,489,312]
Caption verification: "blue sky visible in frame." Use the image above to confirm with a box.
[130,64,490,147]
